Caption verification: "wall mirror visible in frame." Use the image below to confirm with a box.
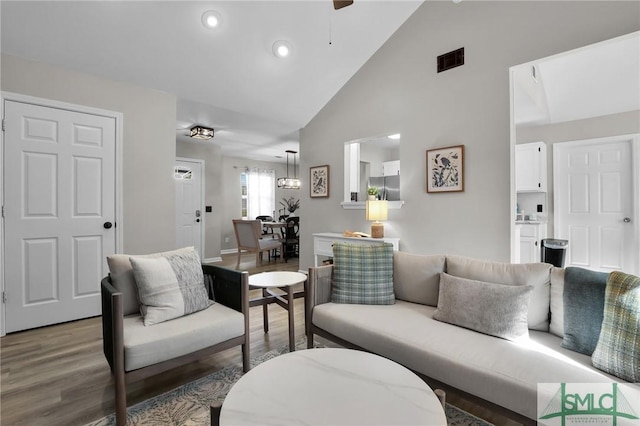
[342,134,404,209]
[510,31,639,273]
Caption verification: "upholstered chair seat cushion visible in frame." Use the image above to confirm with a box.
[258,238,282,251]
[123,303,244,371]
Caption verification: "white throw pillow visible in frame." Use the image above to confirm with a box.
[130,248,212,326]
[106,246,195,316]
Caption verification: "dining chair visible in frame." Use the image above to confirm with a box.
[232,219,283,267]
[283,216,300,261]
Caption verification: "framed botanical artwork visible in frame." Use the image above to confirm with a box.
[426,145,464,193]
[310,165,330,198]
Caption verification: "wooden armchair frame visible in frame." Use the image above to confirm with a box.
[101,264,250,426]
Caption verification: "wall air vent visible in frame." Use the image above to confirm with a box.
[437,47,464,73]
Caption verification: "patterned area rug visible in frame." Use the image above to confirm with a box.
[87,340,492,425]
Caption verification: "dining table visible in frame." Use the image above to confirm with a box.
[261,221,287,238]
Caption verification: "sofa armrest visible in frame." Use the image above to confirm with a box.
[202,264,249,316]
[306,265,333,308]
[202,264,250,371]
[305,265,333,345]
[101,275,124,372]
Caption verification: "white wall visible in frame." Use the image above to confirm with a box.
[1,54,177,254]
[299,1,640,268]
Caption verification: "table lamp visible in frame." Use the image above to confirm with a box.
[366,200,388,238]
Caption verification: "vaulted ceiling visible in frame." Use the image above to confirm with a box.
[514,32,640,127]
[1,1,423,162]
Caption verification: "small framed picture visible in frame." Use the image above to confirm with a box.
[310,165,330,198]
[426,145,464,193]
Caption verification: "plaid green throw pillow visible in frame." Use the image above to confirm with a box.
[331,242,395,305]
[591,271,640,382]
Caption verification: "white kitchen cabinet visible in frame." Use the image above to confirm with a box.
[382,160,400,176]
[517,223,547,263]
[516,142,547,192]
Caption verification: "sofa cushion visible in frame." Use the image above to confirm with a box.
[123,303,244,371]
[434,273,532,341]
[331,242,395,305]
[312,301,623,420]
[130,248,212,326]
[561,267,609,355]
[393,252,445,306]
[445,255,552,331]
[549,267,565,338]
[106,246,194,316]
[592,271,640,382]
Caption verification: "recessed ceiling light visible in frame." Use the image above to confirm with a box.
[201,10,222,29]
[388,134,401,140]
[272,40,293,59]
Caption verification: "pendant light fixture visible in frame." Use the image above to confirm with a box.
[277,150,301,189]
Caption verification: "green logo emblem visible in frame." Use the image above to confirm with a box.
[540,383,638,426]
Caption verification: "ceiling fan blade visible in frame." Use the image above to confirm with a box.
[333,0,353,10]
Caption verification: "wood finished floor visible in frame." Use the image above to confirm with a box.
[0,254,521,426]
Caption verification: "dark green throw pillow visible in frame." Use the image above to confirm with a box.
[592,271,640,382]
[331,242,395,305]
[561,267,609,355]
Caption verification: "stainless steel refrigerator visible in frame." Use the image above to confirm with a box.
[368,175,400,201]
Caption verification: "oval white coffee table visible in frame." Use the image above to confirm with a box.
[248,271,307,352]
[220,348,447,425]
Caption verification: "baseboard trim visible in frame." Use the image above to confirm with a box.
[220,249,238,255]
[204,257,223,263]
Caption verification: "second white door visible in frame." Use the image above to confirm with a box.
[554,135,638,274]
[175,159,204,259]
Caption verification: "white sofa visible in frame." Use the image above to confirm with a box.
[305,252,631,424]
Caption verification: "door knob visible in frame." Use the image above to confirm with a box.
[103,222,113,229]
[624,217,631,223]
[196,218,200,223]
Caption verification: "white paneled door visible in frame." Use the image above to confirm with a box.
[3,100,117,333]
[175,159,204,259]
[554,135,638,274]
